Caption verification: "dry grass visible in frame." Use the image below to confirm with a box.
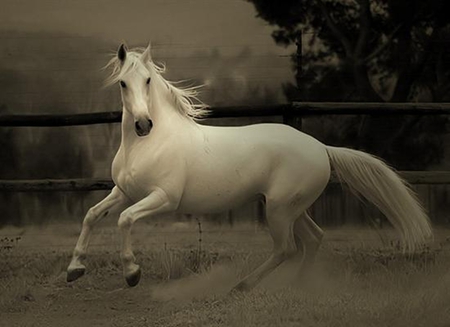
[1,222,450,326]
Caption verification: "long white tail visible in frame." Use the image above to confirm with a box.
[326,146,432,252]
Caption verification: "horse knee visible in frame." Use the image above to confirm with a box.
[82,208,98,227]
[118,213,133,230]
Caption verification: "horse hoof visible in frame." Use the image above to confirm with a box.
[125,268,141,287]
[67,268,85,282]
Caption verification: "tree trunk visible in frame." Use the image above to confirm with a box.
[390,27,413,102]
[352,62,384,102]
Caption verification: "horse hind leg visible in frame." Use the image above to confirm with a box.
[292,211,324,274]
[233,201,308,292]
[263,211,323,287]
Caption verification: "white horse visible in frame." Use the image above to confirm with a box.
[67,44,432,290]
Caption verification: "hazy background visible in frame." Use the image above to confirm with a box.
[1,0,450,226]
[0,0,296,225]
[0,0,295,114]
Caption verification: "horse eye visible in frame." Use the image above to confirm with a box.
[146,77,151,85]
[120,81,127,88]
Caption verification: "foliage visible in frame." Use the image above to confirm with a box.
[247,0,450,169]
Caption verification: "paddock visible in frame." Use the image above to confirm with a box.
[1,103,450,326]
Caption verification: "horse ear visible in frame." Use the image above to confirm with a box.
[118,44,127,63]
[141,42,152,63]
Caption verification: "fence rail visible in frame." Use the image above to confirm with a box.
[2,102,450,127]
[0,105,292,127]
[292,102,450,114]
[2,171,450,192]
[0,111,122,127]
[0,179,114,192]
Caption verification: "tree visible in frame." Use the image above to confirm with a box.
[247,0,450,169]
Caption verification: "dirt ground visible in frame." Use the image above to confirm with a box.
[1,223,450,327]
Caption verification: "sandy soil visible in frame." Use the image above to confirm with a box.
[1,224,450,327]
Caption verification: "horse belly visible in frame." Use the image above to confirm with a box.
[177,172,262,214]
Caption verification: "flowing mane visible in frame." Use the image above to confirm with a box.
[104,48,210,119]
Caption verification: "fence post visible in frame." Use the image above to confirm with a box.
[295,30,303,92]
[283,31,303,130]
[283,110,303,130]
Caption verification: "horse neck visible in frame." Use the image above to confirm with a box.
[120,109,138,149]
[119,85,196,149]
[150,78,196,127]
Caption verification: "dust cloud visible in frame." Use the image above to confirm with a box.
[150,251,346,303]
[151,264,240,302]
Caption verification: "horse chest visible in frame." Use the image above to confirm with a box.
[113,167,147,202]
[111,144,180,202]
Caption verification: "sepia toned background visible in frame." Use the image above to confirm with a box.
[2,0,450,226]
[1,2,450,326]
[0,0,296,225]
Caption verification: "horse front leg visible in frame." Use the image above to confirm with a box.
[117,188,177,287]
[67,187,130,282]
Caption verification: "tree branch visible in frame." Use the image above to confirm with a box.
[364,24,403,63]
[317,0,354,57]
[355,0,371,59]
[391,25,439,101]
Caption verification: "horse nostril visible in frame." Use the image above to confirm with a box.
[134,120,152,137]
[135,121,142,133]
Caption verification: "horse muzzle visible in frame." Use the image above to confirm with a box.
[135,119,153,137]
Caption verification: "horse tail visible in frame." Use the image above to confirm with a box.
[326,146,432,252]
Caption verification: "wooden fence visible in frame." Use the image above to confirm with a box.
[3,102,450,127]
[1,102,450,225]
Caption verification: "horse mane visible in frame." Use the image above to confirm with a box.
[104,48,210,120]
